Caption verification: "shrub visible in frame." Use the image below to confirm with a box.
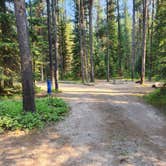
[0,97,68,133]
[144,88,166,111]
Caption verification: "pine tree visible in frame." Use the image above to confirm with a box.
[141,0,148,84]
[117,0,123,76]
[46,0,53,80]
[153,0,166,79]
[52,0,59,90]
[59,16,69,80]
[72,0,81,79]
[89,0,95,82]
[14,0,35,112]
[106,0,117,79]
[122,0,131,77]
[0,0,19,88]
[131,0,136,80]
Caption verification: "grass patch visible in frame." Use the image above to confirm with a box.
[144,88,166,111]
[0,97,69,133]
[52,89,62,93]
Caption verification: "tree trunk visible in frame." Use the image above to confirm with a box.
[149,0,154,81]
[82,1,89,83]
[79,0,86,83]
[52,0,59,90]
[46,0,53,81]
[29,0,32,31]
[89,0,94,82]
[41,64,44,81]
[131,0,136,80]
[106,0,110,82]
[141,0,148,84]
[14,0,35,112]
[117,0,122,76]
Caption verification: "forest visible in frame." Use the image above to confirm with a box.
[0,0,166,165]
[0,0,165,92]
[0,0,165,125]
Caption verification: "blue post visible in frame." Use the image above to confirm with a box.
[47,79,52,95]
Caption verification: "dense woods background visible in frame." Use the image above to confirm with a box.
[0,0,165,111]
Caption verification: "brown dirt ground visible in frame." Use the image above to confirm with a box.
[0,80,166,166]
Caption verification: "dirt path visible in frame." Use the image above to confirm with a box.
[0,81,166,166]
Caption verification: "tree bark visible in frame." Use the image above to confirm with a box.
[117,0,122,76]
[46,0,53,81]
[82,0,89,83]
[52,0,59,90]
[14,0,35,112]
[79,0,86,83]
[89,0,95,82]
[141,0,148,84]
[149,0,154,81]
[41,64,44,81]
[131,0,136,80]
[106,0,110,82]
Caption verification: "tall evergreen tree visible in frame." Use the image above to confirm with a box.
[131,0,136,80]
[14,0,35,112]
[89,0,95,82]
[141,0,148,84]
[52,0,59,90]
[148,0,155,81]
[122,0,131,76]
[72,0,81,79]
[0,0,19,88]
[46,0,53,80]
[106,0,117,79]
[79,0,86,83]
[117,0,123,75]
[153,0,166,79]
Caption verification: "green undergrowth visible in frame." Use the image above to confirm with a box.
[0,85,43,98]
[144,87,166,111]
[0,97,69,133]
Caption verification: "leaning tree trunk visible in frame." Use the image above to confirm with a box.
[46,0,53,81]
[141,0,148,84]
[131,0,136,80]
[14,0,35,112]
[89,0,95,82]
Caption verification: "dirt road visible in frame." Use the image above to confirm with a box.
[0,81,166,166]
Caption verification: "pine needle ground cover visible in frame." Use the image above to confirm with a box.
[0,97,68,133]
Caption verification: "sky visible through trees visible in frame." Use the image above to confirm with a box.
[24,0,133,20]
[63,0,133,20]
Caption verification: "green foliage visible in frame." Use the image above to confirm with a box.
[58,17,70,80]
[150,0,166,79]
[0,97,68,133]
[71,0,81,79]
[0,9,20,88]
[94,36,106,78]
[26,0,48,81]
[0,0,165,87]
[144,87,166,111]
[121,0,132,76]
